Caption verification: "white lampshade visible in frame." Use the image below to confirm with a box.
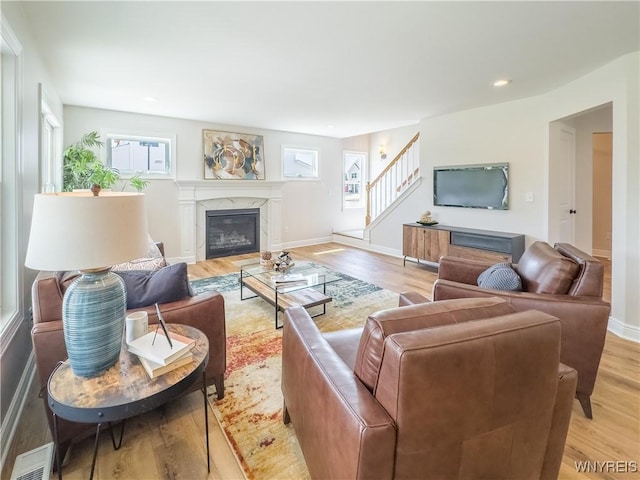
[25,192,149,272]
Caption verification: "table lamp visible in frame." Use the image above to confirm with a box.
[25,192,148,377]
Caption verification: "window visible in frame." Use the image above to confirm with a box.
[343,151,367,209]
[104,131,175,179]
[282,146,319,180]
[39,84,62,192]
[1,17,23,337]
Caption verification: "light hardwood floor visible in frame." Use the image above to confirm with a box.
[2,244,637,479]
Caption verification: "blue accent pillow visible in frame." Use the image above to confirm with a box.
[114,262,193,309]
[477,262,522,291]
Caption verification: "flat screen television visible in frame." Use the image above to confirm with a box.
[433,163,509,210]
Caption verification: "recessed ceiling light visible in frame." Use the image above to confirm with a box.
[492,79,512,87]
[326,125,335,128]
[142,96,158,102]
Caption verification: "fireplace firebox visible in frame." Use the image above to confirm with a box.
[206,208,259,259]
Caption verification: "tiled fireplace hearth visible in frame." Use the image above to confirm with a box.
[176,180,284,263]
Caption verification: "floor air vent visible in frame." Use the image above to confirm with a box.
[10,442,54,480]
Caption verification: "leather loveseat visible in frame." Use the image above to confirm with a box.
[282,297,577,480]
[31,265,226,463]
[402,241,610,419]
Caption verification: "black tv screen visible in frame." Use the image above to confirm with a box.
[433,163,509,210]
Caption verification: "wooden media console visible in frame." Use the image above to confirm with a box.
[402,223,525,265]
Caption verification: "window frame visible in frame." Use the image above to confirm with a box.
[101,129,176,180]
[281,145,320,181]
[39,83,62,193]
[342,150,367,210]
[1,16,24,343]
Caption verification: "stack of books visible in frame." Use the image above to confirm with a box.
[127,304,195,378]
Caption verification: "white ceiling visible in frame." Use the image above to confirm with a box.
[18,1,640,138]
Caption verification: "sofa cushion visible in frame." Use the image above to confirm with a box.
[516,242,580,294]
[353,297,516,393]
[114,262,193,309]
[477,262,522,291]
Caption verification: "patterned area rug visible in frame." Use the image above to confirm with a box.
[191,265,398,479]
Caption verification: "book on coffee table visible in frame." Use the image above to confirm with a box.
[138,349,194,378]
[271,273,306,284]
[127,330,195,366]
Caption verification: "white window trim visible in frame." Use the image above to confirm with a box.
[1,15,24,344]
[39,83,62,193]
[100,128,176,180]
[281,145,320,181]
[342,150,367,211]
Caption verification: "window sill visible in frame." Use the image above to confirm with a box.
[1,310,23,356]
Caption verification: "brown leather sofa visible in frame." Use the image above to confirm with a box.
[402,241,610,419]
[282,297,577,480]
[31,268,226,463]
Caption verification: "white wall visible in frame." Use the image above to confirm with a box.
[63,107,345,256]
[367,96,547,249]
[368,124,420,180]
[371,52,639,341]
[1,2,63,465]
[543,53,639,341]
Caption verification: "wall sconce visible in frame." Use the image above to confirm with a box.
[379,145,387,160]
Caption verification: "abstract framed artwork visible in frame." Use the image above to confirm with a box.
[203,130,265,180]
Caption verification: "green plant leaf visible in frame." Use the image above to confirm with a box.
[130,175,150,192]
[63,131,149,192]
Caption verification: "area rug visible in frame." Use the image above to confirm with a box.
[190,265,398,479]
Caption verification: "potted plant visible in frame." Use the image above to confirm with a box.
[63,131,149,195]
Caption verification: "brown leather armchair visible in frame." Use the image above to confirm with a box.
[403,241,610,419]
[31,268,226,462]
[282,297,577,480]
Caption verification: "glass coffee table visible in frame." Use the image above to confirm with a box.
[240,262,341,328]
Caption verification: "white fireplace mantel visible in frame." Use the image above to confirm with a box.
[175,180,285,263]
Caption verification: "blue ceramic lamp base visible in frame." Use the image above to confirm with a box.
[62,270,127,377]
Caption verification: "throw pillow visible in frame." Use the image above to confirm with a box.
[112,256,168,272]
[111,236,167,272]
[477,262,523,291]
[114,262,192,309]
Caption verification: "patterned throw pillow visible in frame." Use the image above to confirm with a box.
[112,237,167,271]
[112,256,167,271]
[477,262,523,291]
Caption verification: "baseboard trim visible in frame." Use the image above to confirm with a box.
[608,315,640,343]
[330,234,368,250]
[280,236,333,250]
[0,352,36,471]
[332,235,403,259]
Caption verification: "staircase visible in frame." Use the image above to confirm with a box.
[366,132,420,226]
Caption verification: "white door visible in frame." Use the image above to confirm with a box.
[549,122,576,244]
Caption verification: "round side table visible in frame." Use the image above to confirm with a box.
[47,324,210,479]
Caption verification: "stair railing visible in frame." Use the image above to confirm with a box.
[366,132,420,226]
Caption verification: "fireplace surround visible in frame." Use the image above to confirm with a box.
[176,180,284,263]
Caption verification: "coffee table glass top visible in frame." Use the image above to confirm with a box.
[241,261,341,292]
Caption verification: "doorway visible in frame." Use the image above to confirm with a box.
[548,103,613,298]
[548,102,613,254]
